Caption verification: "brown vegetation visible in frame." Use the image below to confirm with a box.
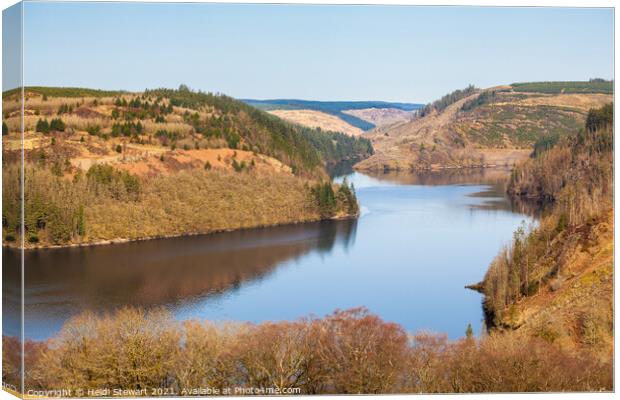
[341,107,414,128]
[4,307,612,395]
[3,87,369,247]
[3,163,357,247]
[354,86,612,172]
[267,109,363,137]
[480,104,613,359]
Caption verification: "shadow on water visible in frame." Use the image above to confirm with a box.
[328,158,360,179]
[3,218,357,339]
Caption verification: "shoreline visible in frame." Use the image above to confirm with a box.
[4,212,359,251]
[5,165,517,252]
[354,162,520,173]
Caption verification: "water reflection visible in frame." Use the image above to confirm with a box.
[7,168,537,341]
[4,219,357,340]
[340,168,541,217]
[359,167,514,186]
[2,249,21,338]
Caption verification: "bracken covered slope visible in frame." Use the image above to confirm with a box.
[355,83,612,172]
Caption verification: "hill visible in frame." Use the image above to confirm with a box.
[2,86,371,247]
[354,82,613,171]
[478,104,613,360]
[341,107,415,128]
[268,109,364,136]
[243,99,422,133]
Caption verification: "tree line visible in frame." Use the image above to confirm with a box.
[4,307,610,395]
[460,90,497,112]
[510,80,613,94]
[417,85,477,117]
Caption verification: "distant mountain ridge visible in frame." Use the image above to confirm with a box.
[242,99,423,131]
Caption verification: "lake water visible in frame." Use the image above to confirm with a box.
[3,168,535,341]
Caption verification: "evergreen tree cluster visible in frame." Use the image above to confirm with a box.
[143,86,373,177]
[311,178,358,218]
[418,85,477,117]
[50,118,66,132]
[111,121,143,138]
[155,129,178,146]
[312,182,337,218]
[301,129,373,166]
[231,158,248,172]
[460,90,497,112]
[36,118,65,134]
[57,104,73,114]
[85,164,141,201]
[87,125,101,136]
[585,103,613,132]
[112,96,174,121]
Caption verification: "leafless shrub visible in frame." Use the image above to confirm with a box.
[11,307,612,395]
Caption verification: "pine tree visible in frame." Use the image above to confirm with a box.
[466,323,473,338]
[36,119,50,134]
[49,118,66,132]
[76,205,85,236]
[2,121,8,136]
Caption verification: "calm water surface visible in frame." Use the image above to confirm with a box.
[4,168,534,340]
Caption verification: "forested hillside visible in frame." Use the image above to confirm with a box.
[480,104,613,359]
[2,86,370,247]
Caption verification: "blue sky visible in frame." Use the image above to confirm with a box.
[14,3,616,102]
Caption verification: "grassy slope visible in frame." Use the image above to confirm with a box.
[355,83,613,171]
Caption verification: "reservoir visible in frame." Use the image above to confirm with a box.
[3,168,534,341]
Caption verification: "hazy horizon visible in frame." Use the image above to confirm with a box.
[4,3,615,103]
